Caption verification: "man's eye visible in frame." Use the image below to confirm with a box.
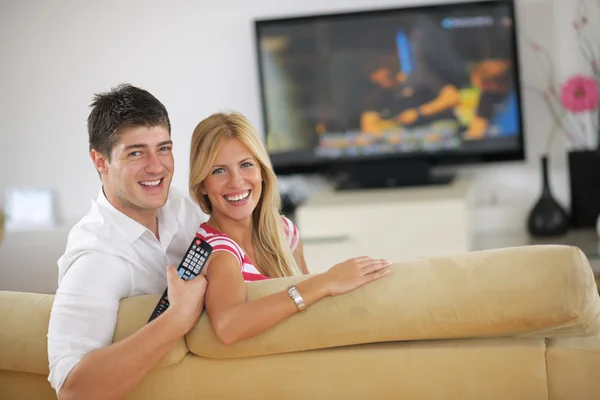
[159,146,172,152]
[129,151,141,157]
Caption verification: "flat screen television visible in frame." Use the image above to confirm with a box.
[254,0,524,189]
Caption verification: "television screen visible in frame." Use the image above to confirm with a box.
[255,1,523,170]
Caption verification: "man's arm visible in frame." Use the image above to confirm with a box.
[58,294,196,400]
[49,255,206,400]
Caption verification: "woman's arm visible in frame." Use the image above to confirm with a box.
[204,252,391,345]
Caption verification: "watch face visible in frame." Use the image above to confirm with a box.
[288,286,305,310]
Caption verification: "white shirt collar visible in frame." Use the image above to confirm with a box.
[156,196,178,252]
[96,188,154,244]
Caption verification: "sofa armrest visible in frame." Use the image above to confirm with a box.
[0,292,188,376]
[185,245,600,359]
[0,291,54,374]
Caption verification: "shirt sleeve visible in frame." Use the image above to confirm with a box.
[203,234,244,268]
[47,252,132,393]
[281,215,300,253]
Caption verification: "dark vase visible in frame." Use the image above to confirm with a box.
[527,156,569,237]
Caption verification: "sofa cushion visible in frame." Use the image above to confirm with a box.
[183,337,549,400]
[546,335,600,399]
[185,245,600,359]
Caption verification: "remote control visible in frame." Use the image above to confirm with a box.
[147,236,213,323]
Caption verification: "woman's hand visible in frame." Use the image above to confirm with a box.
[321,256,392,297]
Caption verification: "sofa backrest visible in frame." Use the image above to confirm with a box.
[1,245,599,376]
[184,245,600,359]
[113,295,189,367]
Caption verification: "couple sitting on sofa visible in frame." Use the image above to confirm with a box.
[47,84,392,400]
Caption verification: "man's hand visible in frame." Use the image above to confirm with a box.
[164,264,208,335]
[56,264,208,400]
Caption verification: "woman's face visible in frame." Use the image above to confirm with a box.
[201,138,263,223]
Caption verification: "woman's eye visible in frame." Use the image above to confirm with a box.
[241,162,254,168]
[211,168,225,175]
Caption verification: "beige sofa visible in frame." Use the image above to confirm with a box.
[1,245,600,399]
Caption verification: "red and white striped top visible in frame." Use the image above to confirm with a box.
[196,216,300,281]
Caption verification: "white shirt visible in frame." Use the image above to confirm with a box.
[47,187,206,393]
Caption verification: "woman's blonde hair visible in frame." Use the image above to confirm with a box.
[189,111,301,278]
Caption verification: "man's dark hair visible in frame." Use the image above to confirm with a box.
[87,83,171,160]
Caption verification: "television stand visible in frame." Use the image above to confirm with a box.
[332,159,454,191]
[295,177,476,274]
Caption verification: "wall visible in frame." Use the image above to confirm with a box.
[0,0,581,234]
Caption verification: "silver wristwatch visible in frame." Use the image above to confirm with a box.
[287,285,307,312]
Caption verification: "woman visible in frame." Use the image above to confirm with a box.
[189,111,391,345]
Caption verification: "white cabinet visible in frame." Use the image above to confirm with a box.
[295,178,476,274]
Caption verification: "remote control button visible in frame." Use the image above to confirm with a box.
[149,240,212,324]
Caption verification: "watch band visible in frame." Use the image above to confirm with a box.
[287,285,307,312]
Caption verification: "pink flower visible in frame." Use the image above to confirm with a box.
[560,75,600,112]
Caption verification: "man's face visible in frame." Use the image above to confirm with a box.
[93,125,174,219]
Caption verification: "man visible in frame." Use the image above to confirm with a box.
[47,84,208,400]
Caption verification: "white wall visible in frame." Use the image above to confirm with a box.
[0,0,579,233]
